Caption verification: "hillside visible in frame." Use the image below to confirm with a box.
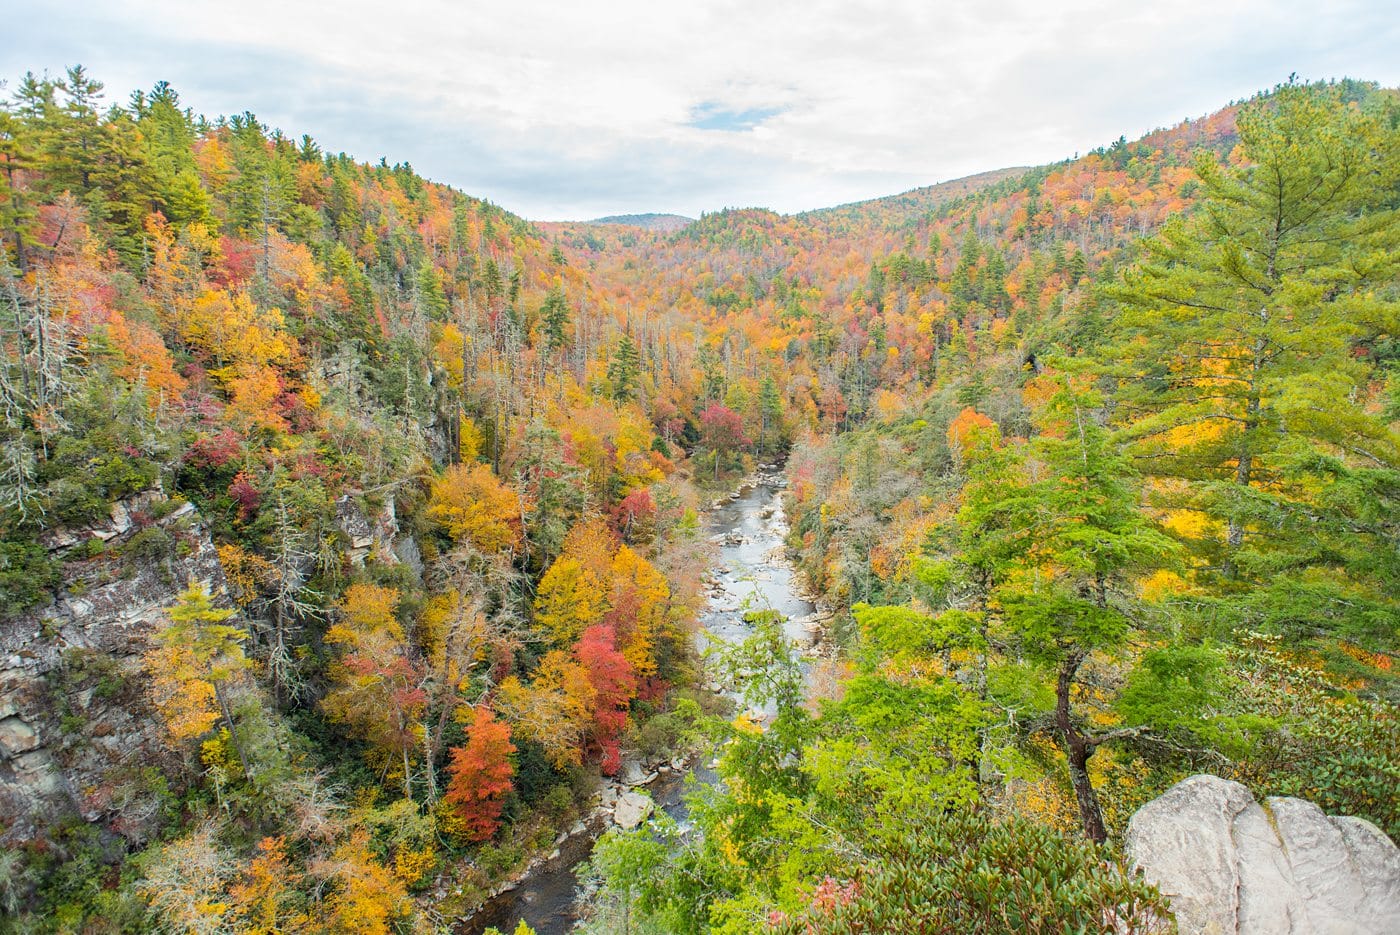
[0,68,1396,935]
[586,212,694,232]
[801,165,1032,223]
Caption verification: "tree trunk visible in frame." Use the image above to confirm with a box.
[1226,338,1266,579]
[1056,651,1107,844]
[214,681,254,780]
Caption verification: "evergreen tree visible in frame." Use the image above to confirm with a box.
[607,333,641,403]
[1109,83,1400,645]
[758,375,784,454]
[0,107,36,270]
[540,284,570,353]
[44,65,104,199]
[996,375,1176,842]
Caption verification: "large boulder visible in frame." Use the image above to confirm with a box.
[1126,774,1400,934]
[613,790,654,830]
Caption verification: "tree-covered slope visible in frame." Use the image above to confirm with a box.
[1,66,1396,935]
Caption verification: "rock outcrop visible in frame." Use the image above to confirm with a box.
[1127,774,1400,934]
[613,790,653,830]
[1,489,228,848]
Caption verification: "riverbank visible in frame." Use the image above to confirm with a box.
[455,469,812,934]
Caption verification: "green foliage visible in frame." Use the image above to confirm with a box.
[607,333,642,403]
[1109,82,1400,633]
[1226,636,1400,838]
[767,810,1173,934]
[0,538,59,612]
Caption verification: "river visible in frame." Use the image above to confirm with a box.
[459,475,816,934]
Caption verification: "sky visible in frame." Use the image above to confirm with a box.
[7,1,1399,221]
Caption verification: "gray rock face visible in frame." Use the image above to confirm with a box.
[1,489,229,847]
[613,790,653,830]
[1127,774,1400,934]
[335,493,403,567]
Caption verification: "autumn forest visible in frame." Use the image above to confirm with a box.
[0,65,1397,934]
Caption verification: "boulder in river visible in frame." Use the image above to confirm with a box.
[619,759,658,787]
[614,791,654,829]
[1126,774,1400,934]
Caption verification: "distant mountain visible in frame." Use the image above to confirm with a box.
[586,212,695,232]
[803,166,1032,225]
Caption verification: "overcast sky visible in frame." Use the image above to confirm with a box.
[7,1,1398,220]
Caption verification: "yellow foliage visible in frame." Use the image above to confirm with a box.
[418,591,487,668]
[181,288,297,375]
[218,543,273,607]
[533,557,606,645]
[731,711,763,735]
[613,410,664,489]
[609,545,670,678]
[225,365,288,435]
[559,518,618,579]
[200,730,237,773]
[1161,507,1219,541]
[873,388,904,423]
[1139,569,1189,602]
[497,651,594,769]
[392,844,438,889]
[426,463,523,553]
[228,836,303,935]
[433,798,474,844]
[458,416,484,463]
[327,584,403,648]
[433,323,465,388]
[319,830,412,935]
[146,641,220,740]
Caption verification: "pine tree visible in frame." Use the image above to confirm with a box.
[607,333,641,403]
[540,284,570,353]
[996,374,1176,842]
[0,107,36,271]
[758,375,783,454]
[1109,83,1400,642]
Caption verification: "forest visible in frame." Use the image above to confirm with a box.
[0,67,1395,934]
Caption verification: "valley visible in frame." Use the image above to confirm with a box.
[0,64,1395,935]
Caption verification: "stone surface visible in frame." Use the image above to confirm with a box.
[613,790,653,829]
[335,493,403,567]
[619,758,658,787]
[1127,774,1400,934]
[1,488,229,847]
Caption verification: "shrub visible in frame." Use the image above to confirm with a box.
[0,539,61,614]
[767,810,1174,934]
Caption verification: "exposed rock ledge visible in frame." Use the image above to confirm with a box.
[1127,774,1400,934]
[1,488,228,847]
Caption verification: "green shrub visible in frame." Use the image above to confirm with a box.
[768,810,1174,935]
[0,539,61,614]
[120,526,174,564]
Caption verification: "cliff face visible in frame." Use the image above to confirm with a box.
[1128,775,1400,934]
[0,489,227,848]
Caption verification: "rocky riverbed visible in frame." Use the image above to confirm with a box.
[458,470,816,934]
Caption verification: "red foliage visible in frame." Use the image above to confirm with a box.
[227,470,261,519]
[215,236,256,286]
[575,624,637,775]
[444,706,516,842]
[185,428,242,468]
[612,488,656,541]
[699,404,750,451]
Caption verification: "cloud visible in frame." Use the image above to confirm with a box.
[5,1,1398,219]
